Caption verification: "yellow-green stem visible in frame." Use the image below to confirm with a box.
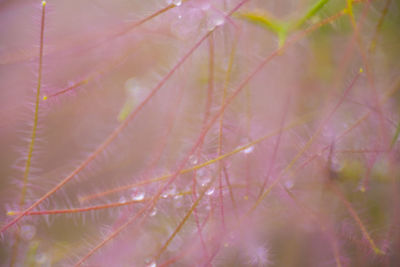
[11,3,46,267]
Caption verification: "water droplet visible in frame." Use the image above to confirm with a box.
[119,196,127,204]
[173,194,183,200]
[189,155,198,165]
[243,146,254,154]
[205,187,215,196]
[207,11,225,30]
[167,0,182,6]
[149,207,157,217]
[197,175,211,187]
[20,224,36,241]
[213,17,225,27]
[162,185,176,198]
[145,260,157,267]
[131,190,145,201]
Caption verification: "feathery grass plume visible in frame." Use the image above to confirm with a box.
[73,2,373,264]
[1,0,399,266]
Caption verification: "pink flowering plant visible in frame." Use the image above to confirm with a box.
[0,0,399,266]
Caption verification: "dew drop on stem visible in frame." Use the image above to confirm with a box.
[131,189,145,201]
[206,9,225,31]
[205,186,215,196]
[119,196,127,204]
[239,137,255,155]
[145,260,157,267]
[167,0,182,6]
[173,194,183,200]
[197,175,211,187]
[149,207,157,217]
[189,155,199,165]
[162,185,176,198]
[242,146,254,154]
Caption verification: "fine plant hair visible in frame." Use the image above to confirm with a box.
[0,0,399,266]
